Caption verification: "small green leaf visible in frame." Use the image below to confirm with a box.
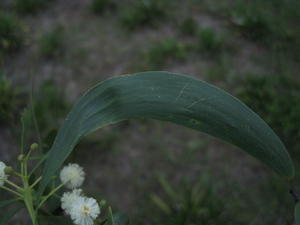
[150,194,172,215]
[104,208,129,225]
[112,212,129,225]
[105,207,115,225]
[158,175,177,200]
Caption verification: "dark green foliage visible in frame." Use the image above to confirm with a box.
[120,0,169,30]
[0,77,69,140]
[230,4,270,41]
[111,212,130,225]
[90,0,115,14]
[14,0,50,14]
[197,28,224,53]
[0,75,22,124]
[13,80,69,144]
[205,56,232,82]
[0,12,24,61]
[33,80,69,135]
[229,0,300,59]
[38,26,64,58]
[235,74,300,160]
[230,0,300,41]
[144,39,187,69]
[104,209,129,225]
[205,65,227,82]
[150,176,235,225]
[77,129,121,153]
[38,216,73,225]
[179,17,197,35]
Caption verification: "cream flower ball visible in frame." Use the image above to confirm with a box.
[0,161,8,186]
[61,189,83,215]
[60,163,85,189]
[70,197,100,225]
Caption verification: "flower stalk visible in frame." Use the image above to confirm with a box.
[0,143,66,225]
[1,144,102,225]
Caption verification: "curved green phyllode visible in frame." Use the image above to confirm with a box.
[39,71,294,195]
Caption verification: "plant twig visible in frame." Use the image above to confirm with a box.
[0,185,23,198]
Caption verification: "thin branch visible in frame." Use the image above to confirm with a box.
[29,73,42,152]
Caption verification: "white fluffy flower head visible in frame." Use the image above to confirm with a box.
[70,197,100,225]
[0,161,8,186]
[60,163,85,189]
[61,189,83,215]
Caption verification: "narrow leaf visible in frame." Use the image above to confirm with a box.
[105,207,115,225]
[112,212,129,225]
[39,72,294,195]
[158,175,177,200]
[150,194,172,215]
[0,207,22,225]
[0,199,19,208]
[103,210,129,225]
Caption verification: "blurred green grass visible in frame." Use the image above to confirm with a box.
[0,0,300,224]
[0,11,25,64]
[38,25,65,58]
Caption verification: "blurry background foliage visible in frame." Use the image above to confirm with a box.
[38,25,65,58]
[120,0,171,30]
[149,175,238,225]
[14,0,52,14]
[0,0,299,224]
[0,75,23,125]
[141,39,187,70]
[90,0,116,14]
[234,74,300,162]
[0,11,25,64]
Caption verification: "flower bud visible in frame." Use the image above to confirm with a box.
[99,199,106,207]
[30,143,39,151]
[18,154,25,161]
[4,166,13,174]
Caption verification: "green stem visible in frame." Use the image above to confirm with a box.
[30,176,42,189]
[28,156,44,161]
[29,78,42,151]
[21,154,39,225]
[20,116,25,155]
[37,183,64,209]
[13,171,23,177]
[25,198,38,225]
[24,178,39,225]
[0,185,23,198]
[5,180,24,192]
[21,161,24,180]
[29,153,48,177]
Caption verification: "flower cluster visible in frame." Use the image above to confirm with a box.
[0,145,105,225]
[0,161,8,186]
[61,189,84,214]
[60,164,100,225]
